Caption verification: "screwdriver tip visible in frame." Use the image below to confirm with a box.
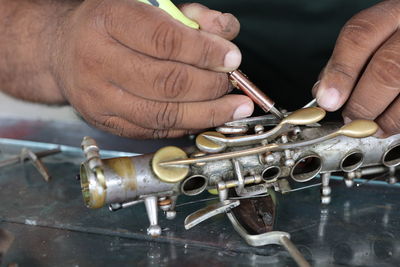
[269,106,284,120]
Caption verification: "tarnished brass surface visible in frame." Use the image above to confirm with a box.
[159,199,172,206]
[105,157,136,191]
[338,120,378,138]
[80,164,106,209]
[152,146,189,183]
[281,107,326,125]
[196,131,226,153]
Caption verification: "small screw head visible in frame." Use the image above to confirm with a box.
[254,125,264,134]
[159,204,171,212]
[293,127,301,135]
[285,159,295,167]
[264,154,275,164]
[166,211,177,220]
[321,196,331,205]
[321,187,331,196]
[388,177,398,184]
[147,225,162,237]
[346,172,356,180]
[344,178,354,188]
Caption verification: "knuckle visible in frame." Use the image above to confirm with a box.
[327,61,355,80]
[154,103,183,129]
[132,129,153,139]
[101,1,144,36]
[77,48,104,74]
[345,100,376,120]
[212,74,230,98]
[98,1,120,34]
[381,114,400,134]
[208,102,218,128]
[198,38,215,67]
[154,66,191,99]
[370,50,400,89]
[374,2,400,22]
[152,129,170,139]
[101,116,127,137]
[340,17,377,49]
[152,129,189,139]
[99,115,153,139]
[151,22,182,59]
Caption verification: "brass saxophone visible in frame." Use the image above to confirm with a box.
[78,106,400,255]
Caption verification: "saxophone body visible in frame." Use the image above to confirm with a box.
[79,107,400,245]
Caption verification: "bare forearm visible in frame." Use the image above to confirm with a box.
[0,0,79,103]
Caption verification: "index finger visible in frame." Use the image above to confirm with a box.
[315,1,400,111]
[179,3,241,41]
[342,30,400,121]
[103,0,242,72]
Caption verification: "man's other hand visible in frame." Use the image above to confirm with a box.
[52,1,253,139]
[314,0,400,137]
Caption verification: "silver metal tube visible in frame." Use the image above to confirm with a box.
[280,236,311,267]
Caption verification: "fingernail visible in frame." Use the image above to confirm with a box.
[224,50,241,70]
[217,14,230,28]
[216,13,234,33]
[233,102,253,120]
[316,87,340,111]
[312,80,321,90]
[311,80,321,97]
[343,116,352,124]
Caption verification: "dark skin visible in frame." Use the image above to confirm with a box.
[314,0,400,137]
[1,0,399,139]
[0,1,253,139]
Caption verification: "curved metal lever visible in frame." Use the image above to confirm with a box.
[203,107,326,147]
[184,200,240,230]
[226,211,310,267]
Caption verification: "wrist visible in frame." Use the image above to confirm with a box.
[0,0,81,104]
[46,1,82,103]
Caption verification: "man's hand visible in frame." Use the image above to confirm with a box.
[51,1,253,139]
[314,0,400,137]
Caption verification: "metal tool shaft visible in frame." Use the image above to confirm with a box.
[35,148,61,158]
[229,70,284,119]
[0,156,20,168]
[280,236,311,267]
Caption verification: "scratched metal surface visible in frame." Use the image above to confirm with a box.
[1,118,400,266]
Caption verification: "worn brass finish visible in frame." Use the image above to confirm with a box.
[80,164,106,209]
[152,146,189,183]
[281,107,326,125]
[159,198,172,206]
[105,157,137,191]
[338,120,378,138]
[196,132,227,153]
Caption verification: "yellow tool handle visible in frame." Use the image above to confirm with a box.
[138,0,200,29]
